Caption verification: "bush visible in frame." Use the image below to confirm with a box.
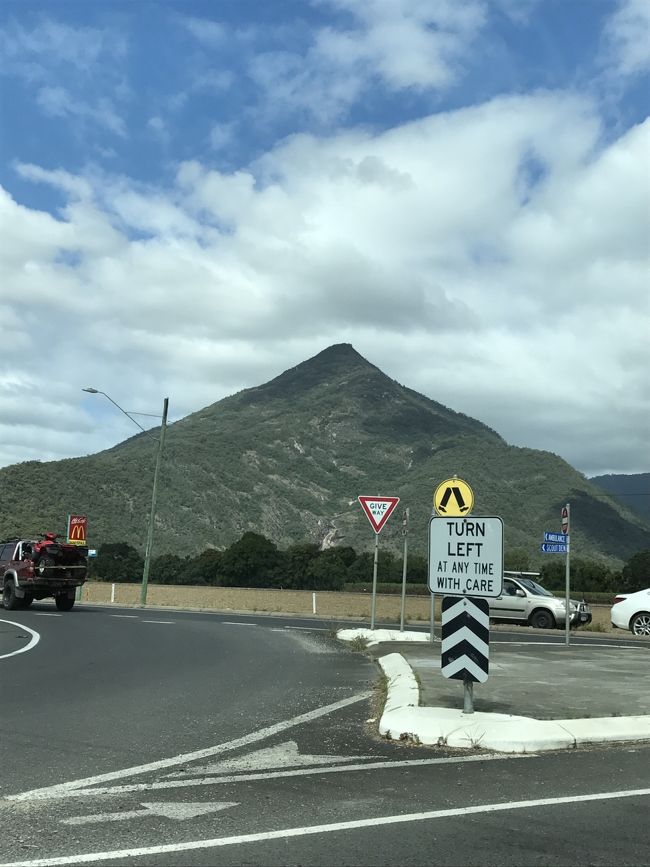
[218,532,286,588]
[91,542,143,583]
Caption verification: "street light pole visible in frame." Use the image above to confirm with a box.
[83,388,168,608]
[141,397,168,607]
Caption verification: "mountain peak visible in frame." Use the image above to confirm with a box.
[243,344,379,401]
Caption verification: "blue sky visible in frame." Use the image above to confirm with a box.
[0,0,649,477]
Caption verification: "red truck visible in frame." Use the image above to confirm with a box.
[0,533,88,611]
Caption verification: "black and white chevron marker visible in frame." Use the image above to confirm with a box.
[441,596,490,683]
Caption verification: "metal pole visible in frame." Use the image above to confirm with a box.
[564,502,571,646]
[463,678,474,714]
[399,508,409,632]
[430,593,435,643]
[370,532,379,630]
[140,398,169,607]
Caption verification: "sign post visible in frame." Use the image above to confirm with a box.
[562,503,571,647]
[358,496,400,630]
[399,508,409,632]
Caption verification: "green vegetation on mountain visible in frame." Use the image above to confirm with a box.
[1,344,648,568]
[590,473,650,522]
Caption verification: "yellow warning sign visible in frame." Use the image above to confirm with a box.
[433,477,474,516]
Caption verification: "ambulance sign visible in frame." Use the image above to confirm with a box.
[358,496,400,534]
[428,516,503,598]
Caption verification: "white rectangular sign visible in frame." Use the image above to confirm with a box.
[428,516,504,598]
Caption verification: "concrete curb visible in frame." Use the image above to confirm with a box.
[378,652,650,753]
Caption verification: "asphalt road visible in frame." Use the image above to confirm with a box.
[1,603,648,866]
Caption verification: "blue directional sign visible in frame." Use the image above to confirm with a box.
[541,543,568,554]
[544,532,568,544]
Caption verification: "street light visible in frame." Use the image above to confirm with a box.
[83,388,169,607]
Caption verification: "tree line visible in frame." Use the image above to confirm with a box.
[87,532,649,594]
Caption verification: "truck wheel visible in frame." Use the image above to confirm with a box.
[22,594,34,608]
[35,556,56,578]
[529,609,556,630]
[2,581,21,611]
[55,595,75,612]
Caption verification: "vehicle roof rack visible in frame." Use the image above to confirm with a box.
[503,570,541,577]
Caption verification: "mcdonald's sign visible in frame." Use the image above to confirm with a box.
[67,514,88,546]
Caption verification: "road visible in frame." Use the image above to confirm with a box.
[1,603,648,866]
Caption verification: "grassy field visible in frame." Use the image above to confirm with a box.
[80,582,616,633]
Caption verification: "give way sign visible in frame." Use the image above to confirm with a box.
[358,496,400,533]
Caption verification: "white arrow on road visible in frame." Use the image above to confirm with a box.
[61,801,238,826]
[166,740,373,777]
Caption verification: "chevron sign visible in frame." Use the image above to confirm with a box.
[441,596,490,683]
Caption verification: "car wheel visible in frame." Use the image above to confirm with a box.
[2,581,21,611]
[630,612,650,636]
[529,608,556,630]
[35,556,56,578]
[55,595,75,612]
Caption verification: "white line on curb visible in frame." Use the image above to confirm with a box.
[378,653,650,752]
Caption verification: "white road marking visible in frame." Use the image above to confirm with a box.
[50,754,529,799]
[141,620,175,624]
[492,641,638,649]
[6,691,371,802]
[0,620,40,660]
[61,801,238,826]
[222,621,257,626]
[110,615,139,619]
[166,740,373,776]
[4,787,649,866]
[286,626,328,631]
[32,613,61,617]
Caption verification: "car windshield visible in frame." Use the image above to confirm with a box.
[518,578,555,597]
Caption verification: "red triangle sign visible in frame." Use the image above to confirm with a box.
[358,496,400,534]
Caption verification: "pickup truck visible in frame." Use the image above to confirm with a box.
[0,533,88,611]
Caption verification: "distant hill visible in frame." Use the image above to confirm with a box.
[589,473,650,523]
[1,344,648,567]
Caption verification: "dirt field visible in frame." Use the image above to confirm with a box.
[80,582,614,633]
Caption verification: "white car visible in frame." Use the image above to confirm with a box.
[611,588,650,636]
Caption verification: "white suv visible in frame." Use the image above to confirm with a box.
[489,573,592,630]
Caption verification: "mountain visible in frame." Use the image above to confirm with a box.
[589,473,650,523]
[1,344,648,566]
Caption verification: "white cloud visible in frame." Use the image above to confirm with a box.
[0,17,119,72]
[181,17,228,48]
[209,121,236,152]
[1,90,648,475]
[35,86,126,137]
[603,0,650,77]
[0,17,128,137]
[318,0,486,90]
[183,0,487,126]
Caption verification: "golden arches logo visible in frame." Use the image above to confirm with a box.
[67,515,87,545]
